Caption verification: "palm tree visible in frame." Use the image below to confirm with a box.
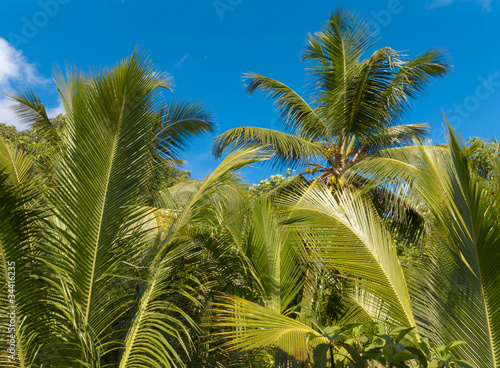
[212,9,450,186]
[0,137,43,367]
[207,180,418,366]
[0,52,218,367]
[208,195,309,366]
[354,123,500,367]
[207,125,500,368]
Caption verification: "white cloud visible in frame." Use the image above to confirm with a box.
[0,37,59,129]
[0,38,49,87]
[427,0,492,10]
[0,98,30,130]
[46,99,65,118]
[174,54,189,71]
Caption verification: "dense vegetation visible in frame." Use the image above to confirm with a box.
[0,9,499,368]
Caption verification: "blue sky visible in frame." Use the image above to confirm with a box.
[0,0,499,183]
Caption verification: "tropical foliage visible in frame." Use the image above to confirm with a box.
[208,126,500,367]
[467,136,499,178]
[247,168,296,196]
[0,9,499,368]
[0,52,215,367]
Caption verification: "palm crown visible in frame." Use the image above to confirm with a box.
[213,9,450,184]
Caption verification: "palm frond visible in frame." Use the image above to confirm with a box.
[8,89,63,145]
[303,8,375,95]
[238,198,306,314]
[0,167,45,367]
[351,123,500,367]
[357,123,429,153]
[322,47,401,137]
[212,127,323,169]
[116,238,200,368]
[380,48,451,120]
[165,148,270,238]
[208,294,321,361]
[0,137,34,185]
[243,73,327,140]
[152,99,214,160]
[281,182,416,329]
[40,51,174,364]
[412,124,500,367]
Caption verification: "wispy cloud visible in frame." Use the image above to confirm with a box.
[0,38,58,129]
[0,38,49,87]
[197,152,212,161]
[174,54,189,71]
[0,98,23,129]
[46,98,65,118]
[427,0,492,10]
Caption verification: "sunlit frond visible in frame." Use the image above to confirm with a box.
[243,73,327,140]
[281,182,416,329]
[212,126,323,169]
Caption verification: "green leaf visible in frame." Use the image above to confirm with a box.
[455,360,475,368]
[337,342,364,366]
[212,126,323,169]
[393,352,418,364]
[313,343,330,368]
[394,344,405,353]
[390,326,416,344]
[406,346,428,368]
[281,182,417,329]
[446,341,468,353]
[429,361,440,368]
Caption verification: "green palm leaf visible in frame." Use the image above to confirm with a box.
[8,89,63,146]
[212,127,323,168]
[37,51,189,365]
[0,144,44,367]
[117,239,199,368]
[243,73,327,141]
[352,123,500,367]
[412,125,500,367]
[357,124,429,153]
[209,294,322,361]
[152,100,214,161]
[118,148,271,367]
[281,182,416,329]
[0,137,34,185]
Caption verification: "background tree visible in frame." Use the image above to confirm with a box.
[247,168,296,196]
[467,136,499,178]
[0,110,196,192]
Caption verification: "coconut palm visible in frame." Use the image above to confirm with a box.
[213,9,450,186]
